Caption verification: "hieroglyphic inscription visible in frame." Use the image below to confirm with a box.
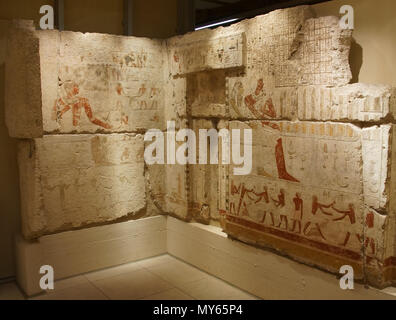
[170,33,245,76]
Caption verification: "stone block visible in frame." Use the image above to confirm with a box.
[228,82,395,122]
[168,32,246,76]
[5,21,42,138]
[50,32,165,134]
[220,121,396,284]
[164,77,187,128]
[6,23,165,138]
[188,70,228,118]
[189,119,219,223]
[163,163,189,220]
[18,134,146,239]
[144,128,189,220]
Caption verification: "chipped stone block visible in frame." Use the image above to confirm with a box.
[227,81,395,122]
[145,163,166,217]
[6,23,165,138]
[364,209,388,284]
[362,125,390,210]
[187,70,227,118]
[50,31,165,134]
[377,125,396,286]
[189,119,219,223]
[219,121,396,286]
[168,33,246,76]
[391,87,396,115]
[18,134,146,239]
[290,16,352,87]
[228,77,296,120]
[221,121,370,277]
[381,215,396,286]
[144,128,189,220]
[164,77,187,128]
[298,84,395,122]
[163,164,189,220]
[148,119,222,223]
[5,21,43,138]
[169,6,350,88]
[39,29,60,133]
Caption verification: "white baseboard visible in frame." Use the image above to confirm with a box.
[16,215,396,299]
[16,216,167,296]
[167,217,396,300]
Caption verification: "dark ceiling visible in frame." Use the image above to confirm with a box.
[195,0,331,27]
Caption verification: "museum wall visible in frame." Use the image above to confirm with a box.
[63,0,124,35]
[0,0,177,38]
[63,0,178,38]
[0,20,20,279]
[0,0,55,26]
[132,0,178,39]
[313,0,396,87]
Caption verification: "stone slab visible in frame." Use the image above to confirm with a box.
[18,134,146,239]
[220,120,394,286]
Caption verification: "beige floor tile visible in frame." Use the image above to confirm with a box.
[51,275,90,292]
[31,282,108,300]
[84,261,142,282]
[92,268,173,300]
[0,282,25,300]
[0,255,259,300]
[21,275,90,298]
[146,259,208,287]
[140,288,194,300]
[177,277,259,300]
[136,254,177,269]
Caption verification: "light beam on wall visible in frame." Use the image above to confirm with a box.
[195,18,239,31]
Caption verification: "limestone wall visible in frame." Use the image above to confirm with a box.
[162,5,396,287]
[5,5,396,287]
[6,20,166,239]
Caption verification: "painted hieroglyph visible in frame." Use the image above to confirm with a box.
[5,5,396,287]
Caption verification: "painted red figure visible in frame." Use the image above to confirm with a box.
[332,204,356,224]
[303,222,326,240]
[272,189,286,208]
[291,193,303,233]
[274,189,288,229]
[275,138,300,183]
[342,212,375,255]
[53,81,111,129]
[252,186,270,204]
[231,181,275,220]
[312,196,335,216]
[244,79,277,119]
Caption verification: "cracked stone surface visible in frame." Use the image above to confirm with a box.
[5,5,396,287]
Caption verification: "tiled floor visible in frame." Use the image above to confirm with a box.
[0,254,259,300]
